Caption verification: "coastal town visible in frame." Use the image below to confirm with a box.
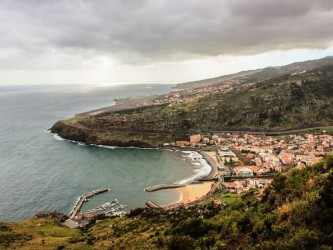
[161,131,333,198]
[52,130,333,229]
[136,77,256,108]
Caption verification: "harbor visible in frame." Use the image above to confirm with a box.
[87,199,128,217]
[62,188,129,228]
[68,188,109,219]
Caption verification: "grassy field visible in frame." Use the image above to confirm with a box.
[0,218,81,249]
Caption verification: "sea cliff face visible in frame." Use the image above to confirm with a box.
[50,120,172,147]
[51,121,91,143]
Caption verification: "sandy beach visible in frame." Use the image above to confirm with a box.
[176,181,214,204]
[162,151,219,207]
[205,151,220,166]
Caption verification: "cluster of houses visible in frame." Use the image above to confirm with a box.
[136,77,256,108]
[163,132,333,194]
[223,178,273,194]
[229,133,333,168]
[162,134,227,148]
[223,133,332,193]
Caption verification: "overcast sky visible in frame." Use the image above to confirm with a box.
[1,0,333,85]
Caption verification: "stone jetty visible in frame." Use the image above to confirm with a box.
[69,188,109,219]
[144,184,185,192]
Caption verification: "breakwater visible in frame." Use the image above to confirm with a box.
[69,188,109,219]
[144,184,185,192]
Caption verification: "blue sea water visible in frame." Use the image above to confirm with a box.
[0,84,198,222]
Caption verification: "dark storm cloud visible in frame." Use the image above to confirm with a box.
[1,0,333,66]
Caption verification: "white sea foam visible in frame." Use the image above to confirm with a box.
[45,129,65,141]
[94,144,117,149]
[192,162,201,166]
[176,151,212,184]
[53,133,65,141]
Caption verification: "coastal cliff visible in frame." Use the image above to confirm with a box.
[51,120,166,147]
[51,65,333,146]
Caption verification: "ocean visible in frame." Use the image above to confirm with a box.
[0,84,210,222]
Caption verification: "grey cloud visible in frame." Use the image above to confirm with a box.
[1,0,333,67]
[228,0,320,18]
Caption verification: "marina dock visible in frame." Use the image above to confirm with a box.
[69,188,109,219]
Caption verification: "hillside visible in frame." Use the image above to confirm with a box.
[176,56,333,89]
[175,69,260,89]
[51,64,333,147]
[2,154,333,249]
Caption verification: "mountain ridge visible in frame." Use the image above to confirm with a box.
[176,56,333,90]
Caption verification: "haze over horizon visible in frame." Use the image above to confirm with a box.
[1,0,333,86]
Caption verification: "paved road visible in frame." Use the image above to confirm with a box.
[212,124,333,136]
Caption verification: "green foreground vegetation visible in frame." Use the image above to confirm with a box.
[2,154,333,249]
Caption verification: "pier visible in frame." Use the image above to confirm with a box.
[144,184,185,192]
[145,201,165,211]
[69,188,109,219]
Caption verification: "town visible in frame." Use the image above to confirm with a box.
[136,77,257,107]
[163,131,333,195]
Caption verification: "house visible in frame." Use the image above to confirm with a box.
[190,134,201,143]
[176,141,190,147]
[202,137,210,143]
[234,167,253,176]
[212,135,219,141]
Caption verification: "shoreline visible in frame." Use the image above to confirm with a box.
[175,182,214,205]
[200,151,219,180]
[161,150,219,208]
[49,130,219,210]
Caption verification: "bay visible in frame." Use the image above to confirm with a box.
[0,84,195,221]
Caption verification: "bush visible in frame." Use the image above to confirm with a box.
[128,207,145,218]
[167,235,195,250]
[171,218,211,238]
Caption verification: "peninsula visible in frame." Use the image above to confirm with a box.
[51,58,333,147]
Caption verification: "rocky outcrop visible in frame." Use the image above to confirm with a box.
[51,121,90,142]
[50,121,161,147]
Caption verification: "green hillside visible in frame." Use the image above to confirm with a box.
[51,65,333,147]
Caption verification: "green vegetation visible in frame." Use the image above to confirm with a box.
[2,155,333,249]
[220,193,241,204]
[0,219,81,249]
